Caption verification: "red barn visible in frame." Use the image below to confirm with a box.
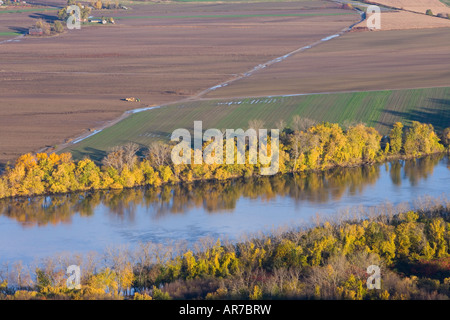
[28,28,43,36]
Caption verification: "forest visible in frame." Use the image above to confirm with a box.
[0,120,448,200]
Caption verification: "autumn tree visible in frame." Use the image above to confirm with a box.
[345,124,381,162]
[75,159,101,190]
[426,218,447,258]
[403,122,444,157]
[53,21,64,33]
[92,0,102,10]
[59,4,91,23]
[80,6,91,21]
[389,122,403,154]
[35,19,51,35]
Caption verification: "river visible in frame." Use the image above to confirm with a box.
[0,155,449,264]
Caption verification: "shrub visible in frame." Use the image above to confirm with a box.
[53,21,64,33]
[35,19,51,36]
[92,0,102,10]
[341,3,353,10]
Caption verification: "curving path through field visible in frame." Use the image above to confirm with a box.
[193,8,365,99]
[59,8,366,152]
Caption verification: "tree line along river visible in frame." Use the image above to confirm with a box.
[0,154,449,264]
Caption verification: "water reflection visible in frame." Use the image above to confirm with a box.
[0,154,446,227]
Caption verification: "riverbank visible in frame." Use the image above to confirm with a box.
[1,196,449,300]
[0,121,448,200]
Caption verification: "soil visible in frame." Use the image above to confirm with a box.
[204,27,450,100]
[366,0,450,15]
[0,1,359,163]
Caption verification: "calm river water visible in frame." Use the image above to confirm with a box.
[0,155,449,264]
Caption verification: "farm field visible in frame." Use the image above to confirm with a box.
[352,0,450,31]
[353,10,450,30]
[2,0,450,304]
[367,0,450,14]
[0,6,58,42]
[205,27,450,99]
[0,0,360,164]
[64,86,450,162]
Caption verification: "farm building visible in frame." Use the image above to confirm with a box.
[28,28,43,36]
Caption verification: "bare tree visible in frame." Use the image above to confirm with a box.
[102,146,124,171]
[291,115,316,132]
[275,119,286,131]
[102,142,139,172]
[147,141,171,167]
[289,130,319,163]
[123,142,139,168]
[248,119,265,138]
[248,119,265,131]
[342,119,365,131]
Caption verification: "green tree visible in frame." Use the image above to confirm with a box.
[427,219,447,258]
[75,159,102,190]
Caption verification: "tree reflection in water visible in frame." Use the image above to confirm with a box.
[0,154,446,227]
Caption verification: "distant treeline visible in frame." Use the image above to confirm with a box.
[0,120,448,199]
[0,197,449,300]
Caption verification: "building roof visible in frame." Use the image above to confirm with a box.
[29,28,43,34]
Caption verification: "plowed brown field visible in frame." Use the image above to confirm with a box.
[355,10,450,30]
[0,1,359,163]
[366,0,450,14]
[204,27,450,99]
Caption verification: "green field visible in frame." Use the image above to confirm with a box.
[0,7,58,14]
[0,32,21,36]
[64,87,450,161]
